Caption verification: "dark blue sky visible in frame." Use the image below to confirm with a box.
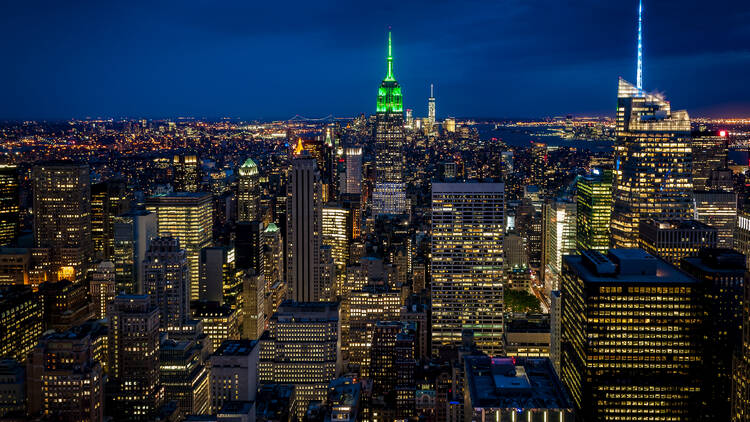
[1,0,748,120]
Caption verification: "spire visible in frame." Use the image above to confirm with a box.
[430,83,434,98]
[637,0,643,93]
[386,30,394,81]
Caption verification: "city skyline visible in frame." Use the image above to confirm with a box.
[1,0,749,120]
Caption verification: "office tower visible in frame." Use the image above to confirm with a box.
[694,190,737,247]
[39,279,93,332]
[146,192,213,301]
[0,164,19,246]
[0,247,30,286]
[516,198,542,270]
[638,219,717,266]
[576,168,613,252]
[345,147,363,194]
[549,290,562,375]
[159,338,210,416]
[262,223,283,287]
[560,249,702,421]
[368,321,415,419]
[208,340,259,413]
[90,261,116,320]
[431,182,505,354]
[108,295,162,420]
[322,205,349,296]
[234,221,264,275]
[113,210,157,294]
[691,128,728,191]
[192,301,240,351]
[738,212,750,270]
[611,78,693,248]
[347,282,401,372]
[463,355,574,421]
[541,199,577,290]
[503,313,551,358]
[0,286,42,362]
[33,162,92,282]
[427,83,436,134]
[239,271,265,340]
[294,137,334,200]
[286,155,325,302]
[237,158,260,222]
[373,31,406,215]
[503,231,527,268]
[0,360,24,417]
[27,326,105,421]
[173,154,200,192]
[681,249,744,420]
[143,237,190,329]
[733,258,750,420]
[91,179,129,260]
[199,246,234,303]
[444,117,456,133]
[259,301,341,421]
[530,142,547,187]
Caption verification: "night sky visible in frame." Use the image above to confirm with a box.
[1,0,748,120]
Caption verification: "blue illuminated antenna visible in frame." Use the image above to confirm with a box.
[636,0,643,93]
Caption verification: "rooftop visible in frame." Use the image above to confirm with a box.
[213,339,258,357]
[565,249,695,284]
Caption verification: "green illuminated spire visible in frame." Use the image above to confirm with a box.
[376,30,403,114]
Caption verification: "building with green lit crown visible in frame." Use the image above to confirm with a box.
[238,158,260,222]
[576,168,612,252]
[373,31,407,215]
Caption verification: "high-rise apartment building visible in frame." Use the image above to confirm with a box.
[431,182,505,355]
[0,164,19,246]
[146,192,213,301]
[108,295,162,420]
[237,158,260,222]
[33,162,92,282]
[113,210,157,294]
[143,237,190,329]
[541,199,577,290]
[576,168,612,252]
[259,301,341,420]
[611,79,694,247]
[560,249,703,421]
[638,219,717,266]
[286,155,325,302]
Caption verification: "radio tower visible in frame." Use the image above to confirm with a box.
[637,0,643,93]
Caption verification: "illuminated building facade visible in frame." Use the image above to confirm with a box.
[108,294,163,420]
[159,338,210,416]
[237,157,260,222]
[40,279,93,332]
[262,223,284,288]
[208,339,258,413]
[146,192,213,301]
[541,199,577,290]
[286,155,325,302]
[0,286,42,362]
[143,237,190,329]
[322,205,349,296]
[90,261,116,320]
[0,164,19,246]
[173,154,200,192]
[240,270,265,340]
[33,162,92,283]
[611,78,694,248]
[681,249,744,421]
[691,128,728,191]
[732,258,750,421]
[694,190,737,248]
[0,360,25,417]
[427,83,436,135]
[737,212,750,270]
[638,219,717,267]
[576,168,612,252]
[91,179,129,261]
[192,301,240,351]
[27,326,105,421]
[431,182,505,355]
[344,147,362,195]
[373,31,406,215]
[199,246,234,304]
[347,282,401,373]
[0,248,30,287]
[560,249,702,421]
[259,301,341,421]
[112,210,157,295]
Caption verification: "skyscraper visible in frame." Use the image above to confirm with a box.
[159,338,210,416]
[691,128,728,191]
[146,192,213,301]
[431,182,505,355]
[638,219,717,266]
[576,168,612,252]
[109,294,162,420]
[142,237,190,329]
[373,31,407,215]
[33,162,92,282]
[90,261,116,320]
[541,198,577,290]
[0,286,43,362]
[322,205,349,296]
[173,154,200,192]
[286,154,325,302]
[611,78,693,247]
[209,339,259,413]
[560,249,703,421]
[113,210,157,295]
[344,147,363,195]
[91,179,129,261]
[237,158,260,222]
[427,83,436,135]
[0,164,19,247]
